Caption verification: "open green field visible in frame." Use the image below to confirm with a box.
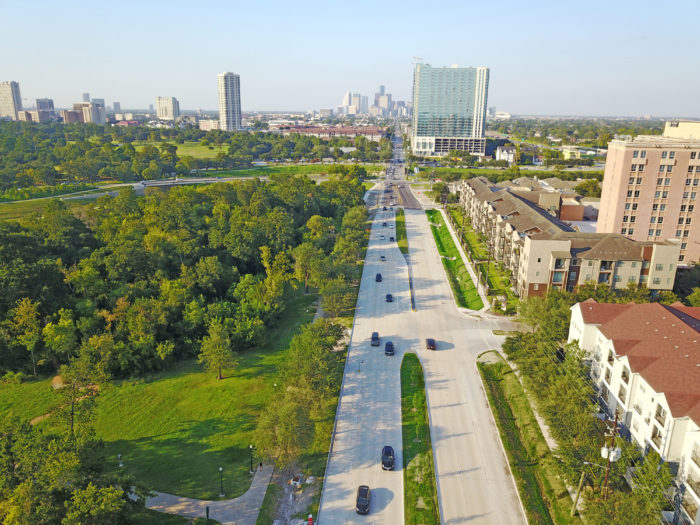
[425,210,483,310]
[3,290,318,501]
[395,208,408,255]
[478,352,579,525]
[0,198,91,221]
[401,353,439,525]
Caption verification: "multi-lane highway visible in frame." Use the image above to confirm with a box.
[318,136,525,524]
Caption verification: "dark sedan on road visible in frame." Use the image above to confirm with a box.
[426,338,437,350]
[371,332,380,346]
[375,273,382,282]
[384,341,394,356]
[382,446,395,470]
[356,485,371,514]
[385,293,393,302]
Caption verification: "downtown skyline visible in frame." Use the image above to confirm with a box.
[2,0,700,117]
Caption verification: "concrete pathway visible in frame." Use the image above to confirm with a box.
[146,464,274,525]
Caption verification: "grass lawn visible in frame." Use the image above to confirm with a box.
[0,198,89,221]
[0,376,55,422]
[395,208,408,255]
[425,210,483,310]
[132,507,218,524]
[400,353,440,525]
[477,352,580,525]
[255,483,283,525]
[23,289,318,501]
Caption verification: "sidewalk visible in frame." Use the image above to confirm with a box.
[146,464,274,525]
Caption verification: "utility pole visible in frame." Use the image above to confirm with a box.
[570,470,586,517]
[602,412,619,500]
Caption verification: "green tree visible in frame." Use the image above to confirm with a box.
[293,242,324,293]
[6,298,42,376]
[42,309,78,366]
[198,318,237,379]
[62,482,127,525]
[687,287,700,306]
[320,278,354,317]
[254,397,314,467]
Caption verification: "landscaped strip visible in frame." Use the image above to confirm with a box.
[477,351,581,525]
[446,207,518,313]
[395,208,409,254]
[425,209,483,310]
[400,353,440,525]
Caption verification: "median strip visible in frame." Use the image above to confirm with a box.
[400,353,440,525]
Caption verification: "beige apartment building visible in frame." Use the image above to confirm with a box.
[598,121,700,264]
[459,177,680,297]
[568,300,700,525]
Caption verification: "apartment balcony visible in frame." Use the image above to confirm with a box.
[621,370,629,384]
[688,476,700,500]
[692,448,700,468]
[604,370,612,384]
[651,432,663,449]
[633,404,642,415]
[682,492,698,522]
[655,412,667,428]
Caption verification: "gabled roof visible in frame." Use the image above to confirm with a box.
[578,300,700,425]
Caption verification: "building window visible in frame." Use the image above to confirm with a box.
[665,178,671,185]
[679,254,685,261]
[652,204,658,211]
[630,216,636,223]
[631,261,637,268]
[657,178,663,186]
[679,218,685,224]
[625,203,631,210]
[655,191,661,198]
[632,203,638,210]
[660,204,665,211]
[657,217,663,224]
[648,229,655,236]
[695,179,700,186]
[621,228,627,234]
[650,217,656,223]
[628,228,634,234]
[687,179,692,186]
[692,192,697,199]
[677,229,683,237]
[621,367,630,384]
[662,191,668,198]
[661,151,668,159]
[686,218,692,224]
[636,177,642,184]
[667,165,673,173]
[691,152,697,159]
[684,230,690,237]
[656,229,661,236]
[629,177,635,185]
[684,192,689,198]
[631,164,637,171]
[669,151,675,159]
[623,216,629,222]
[655,263,664,271]
[627,190,633,197]
[681,242,687,249]
[681,205,687,211]
[638,164,645,171]
[689,166,694,173]
[690,205,695,212]
[628,275,636,282]
[633,150,639,158]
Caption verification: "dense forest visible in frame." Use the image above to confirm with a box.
[0,121,392,191]
[0,170,366,378]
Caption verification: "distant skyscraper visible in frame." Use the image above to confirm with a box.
[91,98,105,108]
[411,63,489,156]
[74,102,105,124]
[113,101,121,114]
[360,95,368,114]
[0,81,22,120]
[379,85,386,96]
[374,85,386,107]
[36,98,54,112]
[217,72,242,131]
[82,92,90,102]
[156,96,180,120]
[149,104,154,114]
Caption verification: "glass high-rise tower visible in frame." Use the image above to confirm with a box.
[411,64,489,156]
[218,72,242,131]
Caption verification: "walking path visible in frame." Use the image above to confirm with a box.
[145,464,274,525]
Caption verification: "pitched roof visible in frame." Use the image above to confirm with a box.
[579,300,700,425]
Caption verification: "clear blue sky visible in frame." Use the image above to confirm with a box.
[2,0,699,117]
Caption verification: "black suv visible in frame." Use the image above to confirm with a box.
[426,338,437,350]
[382,446,395,470]
[384,341,394,356]
[356,485,371,514]
[375,273,382,282]
[371,332,380,346]
[385,293,393,302]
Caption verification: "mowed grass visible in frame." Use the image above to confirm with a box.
[477,352,579,525]
[400,353,440,525]
[425,210,483,310]
[90,290,317,500]
[395,208,408,255]
[0,377,55,422]
[0,198,89,221]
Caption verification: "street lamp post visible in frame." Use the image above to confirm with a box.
[219,466,224,498]
[249,444,254,474]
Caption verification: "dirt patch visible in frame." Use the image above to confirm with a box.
[269,466,321,525]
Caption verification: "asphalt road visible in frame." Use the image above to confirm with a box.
[318,145,525,524]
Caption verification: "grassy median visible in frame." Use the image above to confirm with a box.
[400,353,440,525]
[477,352,580,525]
[425,209,483,310]
[395,208,409,254]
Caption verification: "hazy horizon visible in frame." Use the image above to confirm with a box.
[2,0,699,118]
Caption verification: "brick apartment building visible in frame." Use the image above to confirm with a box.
[569,299,700,524]
[459,177,680,297]
[598,121,700,264]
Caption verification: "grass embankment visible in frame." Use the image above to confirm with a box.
[425,209,483,310]
[132,508,218,524]
[400,353,440,525]
[255,484,283,525]
[477,352,580,525]
[395,208,408,255]
[4,290,318,502]
[446,207,518,313]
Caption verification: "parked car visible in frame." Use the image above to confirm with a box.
[380,255,386,262]
[382,206,387,211]
[385,293,393,302]
[356,485,371,514]
[382,222,387,226]
[426,338,437,350]
[375,273,382,282]
[389,236,395,242]
[371,332,380,346]
[379,235,385,240]
[384,341,395,356]
[382,446,395,470]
